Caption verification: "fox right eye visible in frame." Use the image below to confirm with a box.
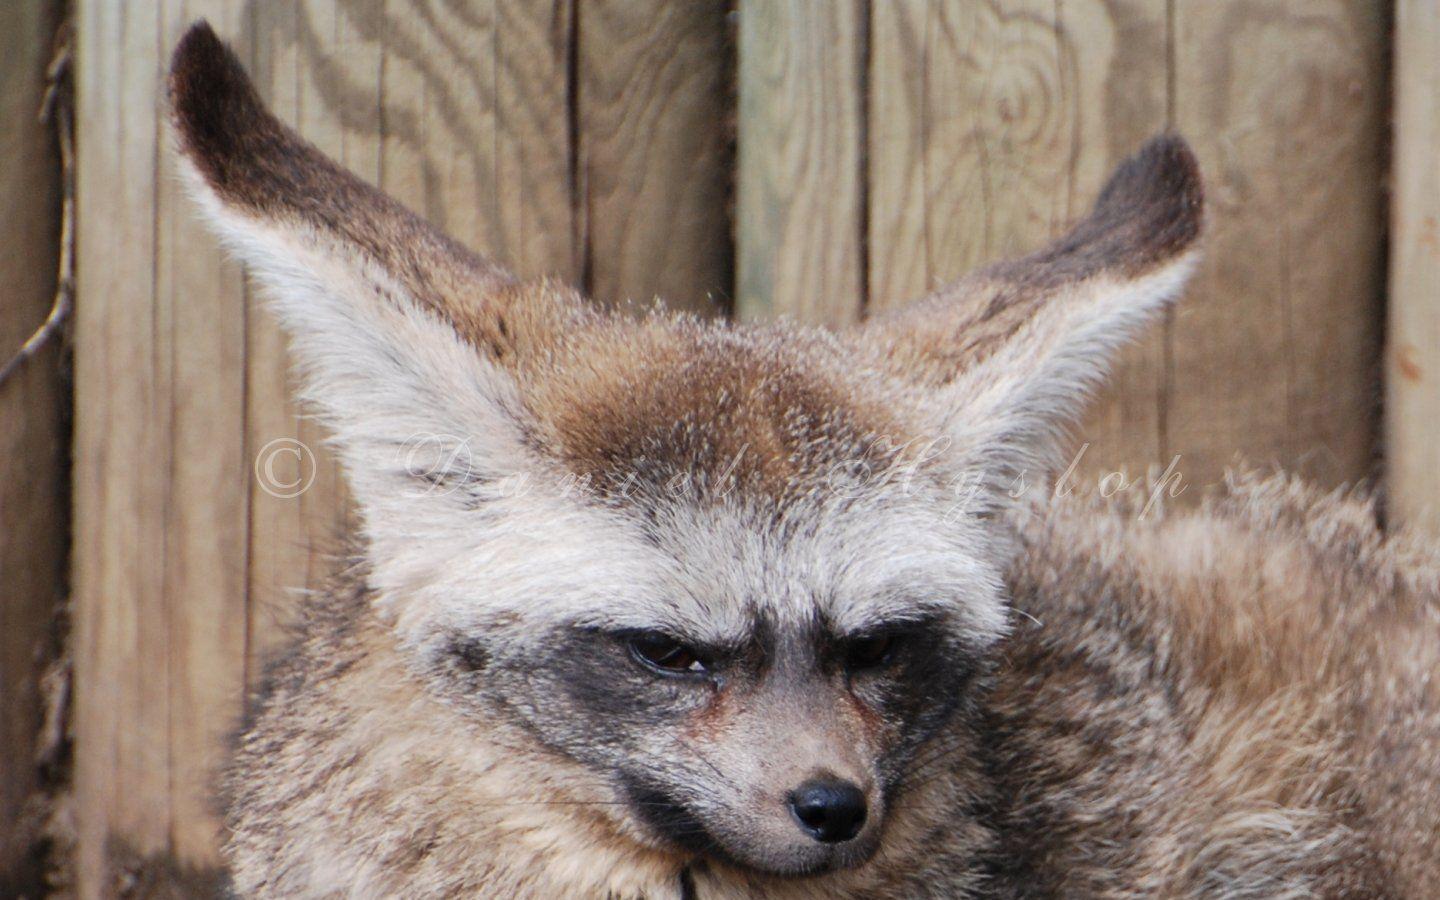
[628,632,708,676]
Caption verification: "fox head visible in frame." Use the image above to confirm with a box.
[170,23,1201,880]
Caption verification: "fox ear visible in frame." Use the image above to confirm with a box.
[863,134,1204,498]
[168,23,584,528]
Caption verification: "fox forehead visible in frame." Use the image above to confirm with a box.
[436,316,1007,645]
[504,308,932,505]
[376,300,1006,649]
[386,463,1007,651]
[644,493,1010,643]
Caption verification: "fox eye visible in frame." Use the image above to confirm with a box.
[628,632,708,675]
[845,634,898,671]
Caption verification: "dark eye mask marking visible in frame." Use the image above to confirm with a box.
[618,772,729,861]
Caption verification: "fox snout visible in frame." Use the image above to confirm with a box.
[622,672,897,876]
[756,699,882,850]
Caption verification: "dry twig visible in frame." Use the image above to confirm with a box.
[0,25,74,388]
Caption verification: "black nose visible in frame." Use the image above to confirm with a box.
[788,778,868,843]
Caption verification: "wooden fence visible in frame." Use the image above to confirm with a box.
[1,0,1431,896]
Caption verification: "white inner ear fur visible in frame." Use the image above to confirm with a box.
[178,159,541,558]
[940,251,1201,496]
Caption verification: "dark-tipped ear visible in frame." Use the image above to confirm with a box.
[168,22,584,532]
[863,134,1204,490]
[169,21,521,321]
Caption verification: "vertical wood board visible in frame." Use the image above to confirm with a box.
[0,0,64,888]
[1388,0,1440,531]
[1168,0,1386,491]
[736,0,866,325]
[578,0,733,314]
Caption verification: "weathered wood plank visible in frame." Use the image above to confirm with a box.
[155,0,251,870]
[867,0,1170,483]
[372,0,501,247]
[577,0,732,313]
[0,0,63,889]
[1169,0,1387,490]
[1388,0,1440,533]
[736,0,866,325]
[77,2,173,890]
[73,1,251,891]
[495,0,578,281]
[361,0,576,276]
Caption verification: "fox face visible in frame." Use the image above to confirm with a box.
[320,279,1013,877]
[435,496,994,873]
[169,22,1201,885]
[419,432,1006,875]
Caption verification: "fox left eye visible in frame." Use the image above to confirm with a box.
[845,634,898,671]
[629,632,708,675]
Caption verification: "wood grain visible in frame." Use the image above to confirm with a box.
[1170,0,1386,490]
[577,0,732,313]
[0,0,62,888]
[156,2,251,869]
[1388,0,1440,532]
[736,0,866,325]
[867,0,1170,483]
[77,1,172,889]
[74,2,251,890]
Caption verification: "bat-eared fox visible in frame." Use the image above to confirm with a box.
[168,21,1440,899]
